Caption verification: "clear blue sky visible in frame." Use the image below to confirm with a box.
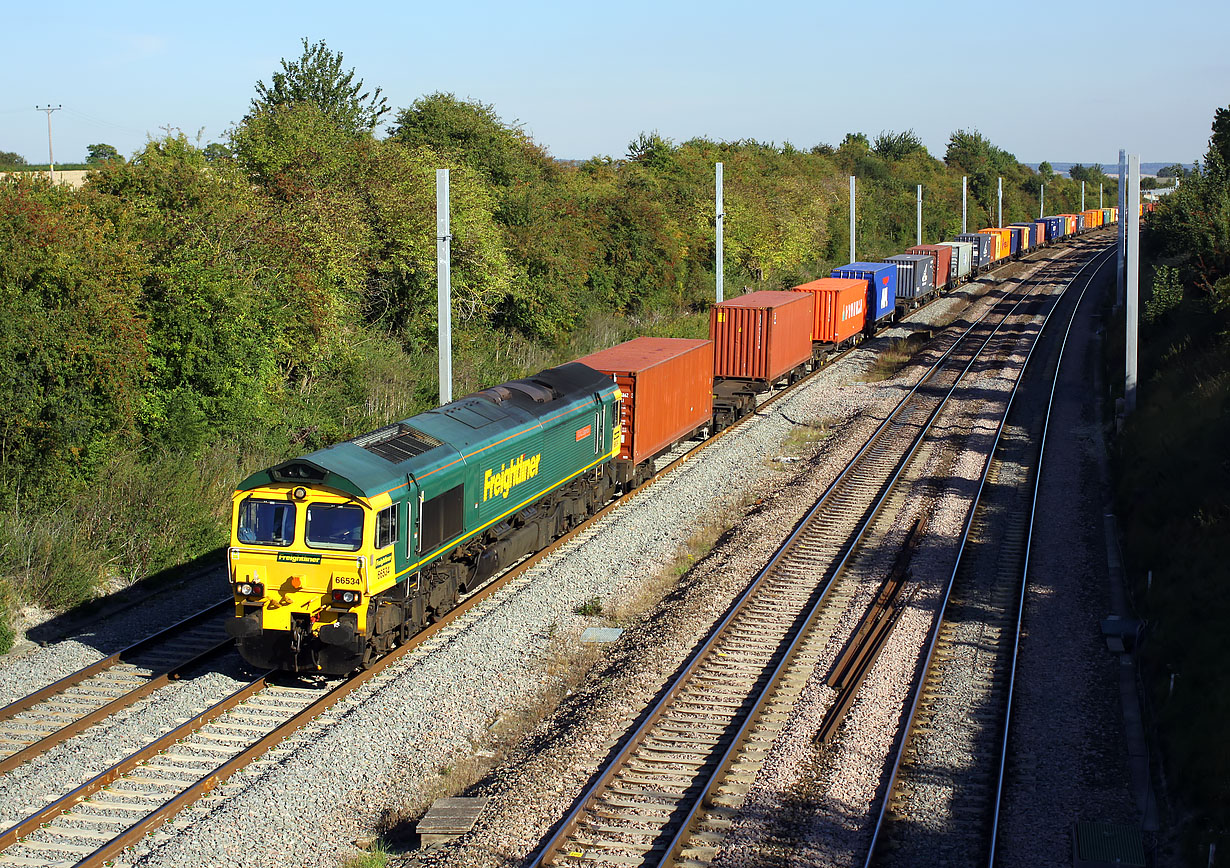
[2,0,1222,166]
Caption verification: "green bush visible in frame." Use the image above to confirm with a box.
[1144,265,1183,324]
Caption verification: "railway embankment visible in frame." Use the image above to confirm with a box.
[1108,287,1230,865]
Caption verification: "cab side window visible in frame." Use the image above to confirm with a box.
[377,503,399,549]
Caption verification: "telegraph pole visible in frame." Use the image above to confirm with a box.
[715,162,724,303]
[36,105,62,183]
[436,169,453,405]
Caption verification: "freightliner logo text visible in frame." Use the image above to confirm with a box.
[483,453,542,502]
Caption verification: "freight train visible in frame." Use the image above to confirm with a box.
[225,207,1119,673]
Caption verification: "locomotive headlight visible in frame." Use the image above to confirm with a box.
[235,582,263,599]
[331,590,361,606]
[292,486,307,501]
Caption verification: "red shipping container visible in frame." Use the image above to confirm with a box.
[907,244,953,288]
[575,338,714,466]
[710,291,814,383]
[791,278,867,344]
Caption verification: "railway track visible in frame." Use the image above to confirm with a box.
[863,244,1117,868]
[0,235,1102,867]
[526,240,1109,868]
[0,602,233,776]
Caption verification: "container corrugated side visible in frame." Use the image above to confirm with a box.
[956,233,993,267]
[935,241,972,280]
[575,337,713,466]
[886,254,935,300]
[1010,223,1036,249]
[907,245,952,289]
[830,262,897,324]
[710,290,814,382]
[791,278,866,344]
[977,228,1007,261]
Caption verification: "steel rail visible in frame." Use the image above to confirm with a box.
[527,239,1103,868]
[986,243,1117,866]
[653,243,1108,868]
[860,243,1116,867]
[0,632,233,776]
[0,600,232,724]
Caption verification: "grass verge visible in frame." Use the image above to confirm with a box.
[863,332,930,382]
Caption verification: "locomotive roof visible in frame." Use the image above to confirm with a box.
[236,363,614,500]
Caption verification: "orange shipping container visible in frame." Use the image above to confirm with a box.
[908,244,953,288]
[710,291,815,383]
[791,278,867,344]
[978,227,1010,261]
[575,337,714,467]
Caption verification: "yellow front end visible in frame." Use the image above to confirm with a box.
[226,483,388,672]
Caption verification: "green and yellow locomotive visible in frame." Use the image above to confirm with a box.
[226,363,621,674]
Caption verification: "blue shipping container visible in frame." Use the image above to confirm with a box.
[956,233,994,268]
[1010,223,1036,248]
[830,262,897,325]
[1044,216,1063,241]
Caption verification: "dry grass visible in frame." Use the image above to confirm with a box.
[608,503,743,625]
[784,418,835,457]
[863,332,931,382]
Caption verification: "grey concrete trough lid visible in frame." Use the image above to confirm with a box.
[1072,819,1146,867]
[581,627,624,643]
[418,797,489,845]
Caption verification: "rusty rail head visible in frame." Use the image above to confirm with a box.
[0,675,270,852]
[0,634,234,776]
[0,600,233,726]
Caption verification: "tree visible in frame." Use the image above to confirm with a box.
[0,151,27,168]
[388,93,554,187]
[202,143,231,164]
[872,129,926,161]
[249,38,389,136]
[1069,163,1106,184]
[1211,106,1230,168]
[1157,164,1188,179]
[840,132,870,151]
[627,131,676,170]
[86,143,120,164]
[1038,161,1053,178]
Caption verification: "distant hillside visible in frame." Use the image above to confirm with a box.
[1024,161,1195,177]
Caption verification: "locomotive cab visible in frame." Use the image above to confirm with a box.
[226,466,403,673]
